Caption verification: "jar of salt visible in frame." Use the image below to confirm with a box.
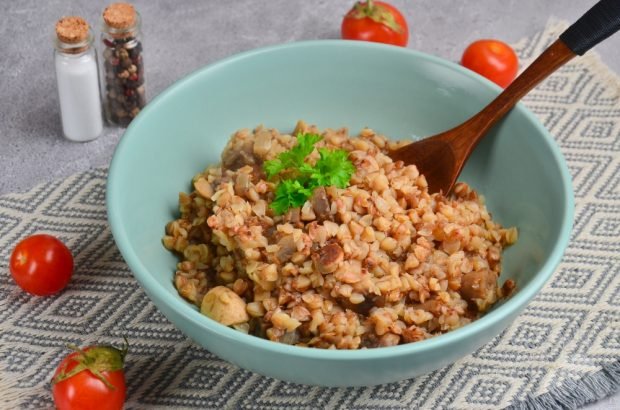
[54,17,103,142]
[100,2,147,127]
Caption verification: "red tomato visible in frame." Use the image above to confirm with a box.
[52,344,127,410]
[9,234,74,296]
[341,1,409,47]
[461,39,519,88]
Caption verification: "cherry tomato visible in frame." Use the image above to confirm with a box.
[342,1,409,47]
[461,39,519,88]
[52,343,127,410]
[9,234,74,296]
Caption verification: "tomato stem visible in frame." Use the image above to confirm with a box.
[351,0,403,34]
[51,339,129,390]
[119,336,129,361]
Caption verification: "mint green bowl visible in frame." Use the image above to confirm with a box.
[107,41,573,387]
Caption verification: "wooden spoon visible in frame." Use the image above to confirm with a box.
[389,0,620,194]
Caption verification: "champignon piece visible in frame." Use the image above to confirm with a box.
[461,269,498,308]
[264,225,277,241]
[222,144,257,171]
[275,234,297,263]
[200,286,249,326]
[234,172,252,196]
[282,208,302,227]
[314,243,344,274]
[311,187,331,221]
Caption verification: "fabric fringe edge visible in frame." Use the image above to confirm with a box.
[508,360,620,410]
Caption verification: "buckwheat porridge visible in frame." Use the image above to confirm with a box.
[162,121,517,349]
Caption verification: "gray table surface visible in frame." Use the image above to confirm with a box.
[1,1,618,408]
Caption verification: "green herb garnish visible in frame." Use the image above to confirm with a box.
[264,133,356,215]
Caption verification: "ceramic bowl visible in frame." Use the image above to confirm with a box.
[107,41,574,387]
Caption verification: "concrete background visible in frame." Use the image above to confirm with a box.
[1,0,619,196]
[0,1,618,408]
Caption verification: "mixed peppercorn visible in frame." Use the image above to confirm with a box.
[102,36,145,125]
[101,2,146,127]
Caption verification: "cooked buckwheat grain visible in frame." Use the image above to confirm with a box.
[163,121,517,349]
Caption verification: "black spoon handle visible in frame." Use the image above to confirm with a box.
[559,0,620,55]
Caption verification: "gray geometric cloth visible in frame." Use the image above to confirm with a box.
[1,21,619,409]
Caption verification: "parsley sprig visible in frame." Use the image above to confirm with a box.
[264,133,356,215]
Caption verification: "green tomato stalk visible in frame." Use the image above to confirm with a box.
[350,0,404,33]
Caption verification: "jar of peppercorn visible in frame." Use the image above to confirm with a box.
[100,2,146,127]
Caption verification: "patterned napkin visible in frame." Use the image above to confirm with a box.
[1,20,619,409]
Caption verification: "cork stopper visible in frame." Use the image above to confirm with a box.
[103,3,136,29]
[55,16,89,44]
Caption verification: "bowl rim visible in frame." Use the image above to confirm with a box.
[107,39,575,360]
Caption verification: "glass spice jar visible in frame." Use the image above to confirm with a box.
[54,16,103,142]
[100,2,146,127]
